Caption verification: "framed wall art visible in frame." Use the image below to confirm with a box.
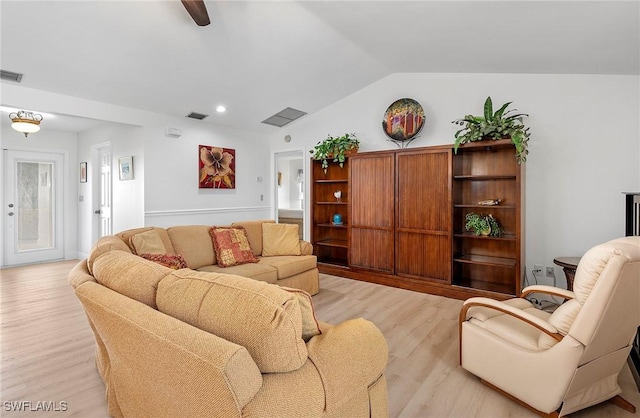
[80,162,87,183]
[118,156,133,181]
[199,145,236,189]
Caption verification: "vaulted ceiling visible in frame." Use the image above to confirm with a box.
[1,1,638,133]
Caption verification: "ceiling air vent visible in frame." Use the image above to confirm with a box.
[1,69,23,83]
[261,107,307,127]
[186,111,209,120]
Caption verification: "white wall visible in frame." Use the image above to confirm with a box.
[269,72,640,287]
[76,122,144,257]
[0,126,78,265]
[2,84,272,260]
[142,119,271,227]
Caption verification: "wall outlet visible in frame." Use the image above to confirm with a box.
[546,266,555,277]
[533,264,543,274]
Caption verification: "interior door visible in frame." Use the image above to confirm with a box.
[93,144,112,242]
[3,150,64,266]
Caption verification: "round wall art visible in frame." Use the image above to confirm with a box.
[382,98,425,144]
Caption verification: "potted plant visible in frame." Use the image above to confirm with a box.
[465,212,503,237]
[310,133,359,173]
[452,96,530,164]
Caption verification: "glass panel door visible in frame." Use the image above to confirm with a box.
[4,150,64,266]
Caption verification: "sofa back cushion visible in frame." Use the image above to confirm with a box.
[231,219,274,256]
[87,235,132,275]
[91,250,171,308]
[156,270,308,373]
[167,225,216,269]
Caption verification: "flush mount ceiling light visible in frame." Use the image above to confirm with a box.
[9,110,43,137]
[216,105,226,113]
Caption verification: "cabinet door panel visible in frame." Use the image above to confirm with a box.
[396,150,451,282]
[351,154,394,228]
[349,154,395,272]
[350,228,394,272]
[396,232,451,281]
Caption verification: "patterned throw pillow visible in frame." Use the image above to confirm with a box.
[209,226,259,268]
[139,253,188,270]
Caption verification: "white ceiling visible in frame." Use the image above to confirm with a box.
[1,1,638,134]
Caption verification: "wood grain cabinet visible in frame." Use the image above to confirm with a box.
[311,140,524,300]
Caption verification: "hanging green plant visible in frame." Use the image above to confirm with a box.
[452,96,530,164]
[310,133,359,173]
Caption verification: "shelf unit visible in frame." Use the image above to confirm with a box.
[310,160,350,267]
[451,139,524,296]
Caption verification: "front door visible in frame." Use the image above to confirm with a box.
[3,150,64,266]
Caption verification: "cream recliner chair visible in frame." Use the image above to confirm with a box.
[459,236,640,417]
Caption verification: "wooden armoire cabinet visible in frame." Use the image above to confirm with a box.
[311,140,524,300]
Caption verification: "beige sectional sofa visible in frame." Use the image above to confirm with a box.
[114,219,319,295]
[69,220,389,417]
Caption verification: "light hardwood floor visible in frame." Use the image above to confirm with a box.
[1,260,639,417]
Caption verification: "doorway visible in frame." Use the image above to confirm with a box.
[274,150,305,239]
[3,150,64,266]
[92,142,112,243]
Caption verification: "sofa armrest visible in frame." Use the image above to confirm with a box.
[75,281,263,417]
[300,240,313,255]
[306,318,388,413]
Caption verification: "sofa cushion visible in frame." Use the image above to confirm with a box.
[131,230,166,255]
[232,219,274,256]
[258,255,317,280]
[262,223,301,256]
[280,286,321,341]
[197,262,278,284]
[210,226,259,267]
[91,250,171,308]
[167,225,215,269]
[156,270,308,373]
[87,235,132,275]
[116,227,174,254]
[140,253,188,270]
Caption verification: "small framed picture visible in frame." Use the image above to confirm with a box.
[118,156,133,181]
[80,162,87,183]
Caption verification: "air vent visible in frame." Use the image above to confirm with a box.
[262,107,307,127]
[1,69,23,83]
[186,112,209,120]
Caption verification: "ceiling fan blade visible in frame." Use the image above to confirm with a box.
[181,0,210,26]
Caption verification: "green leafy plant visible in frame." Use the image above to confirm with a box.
[465,212,503,237]
[452,96,530,164]
[310,133,359,172]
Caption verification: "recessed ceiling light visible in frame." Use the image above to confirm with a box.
[216,105,226,113]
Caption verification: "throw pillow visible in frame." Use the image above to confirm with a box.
[130,230,166,255]
[280,286,322,341]
[209,226,259,267]
[140,253,188,270]
[262,223,301,256]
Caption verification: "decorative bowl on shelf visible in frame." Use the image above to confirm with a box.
[332,214,343,225]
